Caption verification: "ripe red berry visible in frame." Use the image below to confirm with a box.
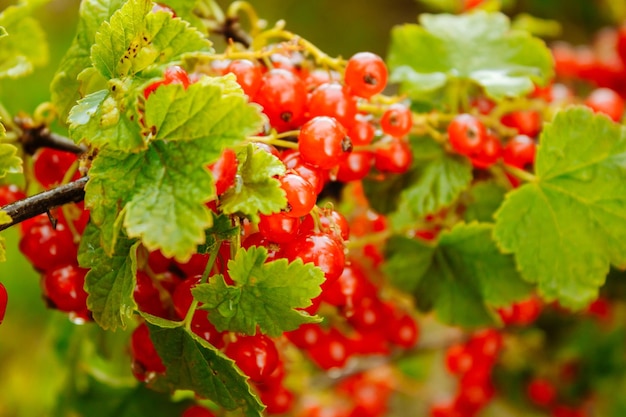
[584,87,625,122]
[337,151,374,182]
[209,147,238,195]
[226,59,263,98]
[307,327,352,370]
[380,103,413,138]
[19,221,78,272]
[344,52,388,99]
[298,116,352,169]
[254,68,307,132]
[387,312,419,348]
[131,322,166,376]
[259,383,295,414]
[374,137,412,174]
[33,148,79,188]
[321,263,377,309]
[144,66,190,99]
[447,114,488,157]
[282,151,327,194]
[500,110,542,138]
[307,82,358,129]
[445,344,473,375]
[503,135,536,168]
[172,275,203,319]
[279,173,317,218]
[0,184,26,206]
[225,334,279,383]
[258,211,301,243]
[190,310,226,349]
[0,282,7,325]
[43,264,89,313]
[527,377,557,407]
[470,132,502,169]
[282,231,346,284]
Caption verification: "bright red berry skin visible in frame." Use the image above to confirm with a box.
[527,378,557,407]
[503,135,536,168]
[282,151,326,195]
[344,52,388,99]
[282,232,346,284]
[131,322,166,375]
[259,384,295,414]
[321,263,377,309]
[258,211,301,243]
[134,271,168,318]
[470,132,502,169]
[172,275,202,319]
[0,184,26,206]
[337,151,374,182]
[307,82,358,129]
[190,310,226,349]
[226,59,263,98]
[209,148,238,195]
[181,405,216,417]
[225,334,279,383]
[298,116,352,169]
[374,138,412,174]
[279,173,317,218]
[307,327,352,370]
[286,322,324,349]
[0,282,7,325]
[144,65,190,99]
[43,264,89,313]
[387,312,419,348]
[445,344,473,375]
[500,110,542,138]
[19,221,77,272]
[447,114,489,157]
[33,148,79,188]
[254,68,307,132]
[380,103,413,138]
[584,87,625,122]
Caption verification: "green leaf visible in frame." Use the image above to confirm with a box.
[68,86,146,152]
[387,11,553,100]
[78,222,140,330]
[0,1,48,79]
[144,75,263,144]
[0,211,11,262]
[220,144,287,223]
[91,0,211,79]
[363,136,472,229]
[51,0,126,120]
[384,222,531,327]
[197,213,238,255]
[86,140,215,261]
[463,181,507,223]
[0,143,22,178]
[192,246,324,336]
[494,107,626,309]
[146,322,264,417]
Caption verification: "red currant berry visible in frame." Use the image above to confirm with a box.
[387,312,419,348]
[190,310,226,349]
[348,114,376,146]
[163,65,190,87]
[298,116,352,170]
[503,135,536,168]
[337,151,374,182]
[225,334,279,383]
[172,275,202,319]
[470,132,502,169]
[131,322,166,376]
[0,184,26,206]
[20,221,77,272]
[259,384,295,414]
[282,151,327,195]
[209,147,238,195]
[380,103,413,138]
[447,114,488,157]
[286,323,324,349]
[33,148,79,188]
[307,82,358,129]
[527,377,557,407]
[321,262,377,309]
[43,264,89,313]
[500,110,542,138]
[254,68,307,132]
[0,282,7,325]
[282,231,345,284]
[258,211,301,243]
[344,52,388,99]
[279,172,317,218]
[374,137,412,174]
[307,327,352,370]
[584,87,625,122]
[445,343,473,375]
[134,271,168,317]
[226,59,263,98]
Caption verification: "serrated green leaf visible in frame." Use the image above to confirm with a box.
[463,181,507,223]
[220,144,287,223]
[494,107,626,309]
[193,246,324,336]
[78,222,139,330]
[51,0,126,120]
[91,0,211,79]
[197,213,238,255]
[363,136,471,229]
[68,87,146,152]
[145,322,264,417]
[0,1,48,79]
[387,11,553,100]
[144,75,263,144]
[86,140,216,261]
[0,143,22,178]
[384,222,531,327]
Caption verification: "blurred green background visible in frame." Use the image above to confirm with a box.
[0,0,624,415]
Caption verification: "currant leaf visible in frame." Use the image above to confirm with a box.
[220,144,287,223]
[197,213,238,255]
[363,136,471,228]
[86,140,216,261]
[91,0,211,79]
[463,181,507,223]
[494,107,626,309]
[51,0,125,120]
[0,0,48,79]
[384,222,531,327]
[387,11,553,100]
[144,75,263,144]
[0,211,11,262]
[192,246,324,337]
[0,143,22,178]
[145,321,264,417]
[78,222,140,330]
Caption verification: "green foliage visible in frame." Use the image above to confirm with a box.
[220,144,287,223]
[145,319,264,417]
[463,181,507,223]
[192,246,324,336]
[387,11,553,101]
[494,107,626,309]
[384,223,531,327]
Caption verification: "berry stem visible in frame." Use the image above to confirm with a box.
[501,163,537,183]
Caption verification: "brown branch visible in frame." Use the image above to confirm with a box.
[19,124,87,156]
[0,177,88,231]
[218,17,252,48]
